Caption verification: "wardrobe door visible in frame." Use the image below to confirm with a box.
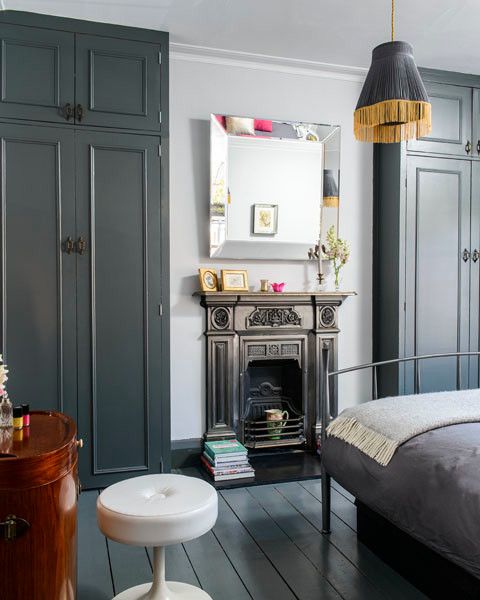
[405,156,471,393]
[407,83,472,156]
[0,124,77,416]
[75,131,164,488]
[75,34,161,131]
[0,24,75,123]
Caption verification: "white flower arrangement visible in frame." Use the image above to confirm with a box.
[322,226,350,289]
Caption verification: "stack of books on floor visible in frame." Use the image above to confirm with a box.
[201,439,255,482]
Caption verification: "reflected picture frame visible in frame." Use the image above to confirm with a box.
[221,269,249,292]
[252,204,278,236]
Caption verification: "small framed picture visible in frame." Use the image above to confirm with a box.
[252,204,278,235]
[221,269,249,292]
[198,268,219,292]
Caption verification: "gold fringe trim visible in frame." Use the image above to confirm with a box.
[326,417,398,466]
[354,99,432,143]
[323,196,339,208]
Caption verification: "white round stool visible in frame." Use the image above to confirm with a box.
[97,474,218,600]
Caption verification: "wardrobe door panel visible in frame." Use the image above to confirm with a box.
[405,156,471,393]
[469,162,480,388]
[0,124,76,415]
[76,131,162,488]
[407,83,472,156]
[471,89,480,159]
[75,35,161,131]
[0,24,74,123]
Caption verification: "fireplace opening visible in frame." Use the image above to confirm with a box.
[241,359,305,450]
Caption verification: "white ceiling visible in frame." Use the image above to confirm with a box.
[4,0,480,74]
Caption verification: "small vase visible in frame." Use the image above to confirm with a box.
[334,271,342,291]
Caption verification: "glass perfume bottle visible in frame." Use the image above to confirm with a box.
[0,392,13,428]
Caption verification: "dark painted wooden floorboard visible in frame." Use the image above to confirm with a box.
[165,544,201,587]
[302,480,357,531]
[77,491,114,600]
[147,544,201,587]
[248,484,384,600]
[279,482,428,600]
[107,541,152,596]
[214,494,297,600]
[183,529,253,599]
[332,481,356,504]
[223,487,342,600]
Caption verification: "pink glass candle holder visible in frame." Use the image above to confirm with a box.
[271,282,285,293]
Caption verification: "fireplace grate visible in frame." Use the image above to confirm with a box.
[242,398,305,449]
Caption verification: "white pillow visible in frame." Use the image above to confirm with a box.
[226,116,255,135]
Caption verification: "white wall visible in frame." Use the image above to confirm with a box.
[170,53,373,440]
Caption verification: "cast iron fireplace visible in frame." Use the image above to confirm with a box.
[195,291,354,454]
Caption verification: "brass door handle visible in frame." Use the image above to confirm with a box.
[76,237,87,255]
[466,140,472,154]
[62,103,73,121]
[64,236,75,254]
[76,104,84,122]
[473,249,479,263]
[463,248,471,262]
[477,140,480,155]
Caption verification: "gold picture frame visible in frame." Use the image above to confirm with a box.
[221,269,249,292]
[198,268,219,291]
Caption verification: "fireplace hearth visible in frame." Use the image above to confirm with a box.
[195,291,354,455]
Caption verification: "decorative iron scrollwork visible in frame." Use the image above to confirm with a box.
[319,306,336,328]
[248,306,301,328]
[211,306,230,330]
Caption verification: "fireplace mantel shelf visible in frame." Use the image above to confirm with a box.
[194,290,356,298]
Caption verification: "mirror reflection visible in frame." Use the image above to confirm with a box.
[210,114,340,260]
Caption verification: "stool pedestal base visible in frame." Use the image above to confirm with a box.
[112,581,213,600]
[112,546,212,600]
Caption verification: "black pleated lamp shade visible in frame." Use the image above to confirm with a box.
[323,170,339,208]
[354,41,431,143]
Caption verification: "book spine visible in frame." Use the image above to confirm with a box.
[201,456,253,476]
[202,452,248,468]
[214,471,255,482]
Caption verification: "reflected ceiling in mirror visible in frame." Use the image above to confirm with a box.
[210,114,340,260]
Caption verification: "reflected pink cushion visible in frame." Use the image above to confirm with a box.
[215,115,226,128]
[254,119,273,132]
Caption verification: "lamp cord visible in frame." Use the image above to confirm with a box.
[391,0,395,41]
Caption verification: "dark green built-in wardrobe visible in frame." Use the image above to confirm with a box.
[374,69,480,399]
[0,11,170,487]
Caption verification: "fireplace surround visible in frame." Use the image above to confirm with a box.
[195,291,354,452]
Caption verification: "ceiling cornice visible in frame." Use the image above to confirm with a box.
[170,42,367,83]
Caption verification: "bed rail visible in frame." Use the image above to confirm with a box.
[320,349,480,534]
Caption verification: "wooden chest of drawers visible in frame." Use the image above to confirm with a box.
[0,411,79,600]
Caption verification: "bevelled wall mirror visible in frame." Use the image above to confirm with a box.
[210,114,340,260]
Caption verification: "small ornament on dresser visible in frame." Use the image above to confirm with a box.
[271,282,285,293]
[0,354,12,429]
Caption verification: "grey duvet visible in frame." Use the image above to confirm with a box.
[323,422,480,578]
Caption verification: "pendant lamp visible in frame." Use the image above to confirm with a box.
[354,0,431,143]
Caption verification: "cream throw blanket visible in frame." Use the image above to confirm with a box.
[326,389,480,466]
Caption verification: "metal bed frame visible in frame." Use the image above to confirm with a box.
[320,349,480,534]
